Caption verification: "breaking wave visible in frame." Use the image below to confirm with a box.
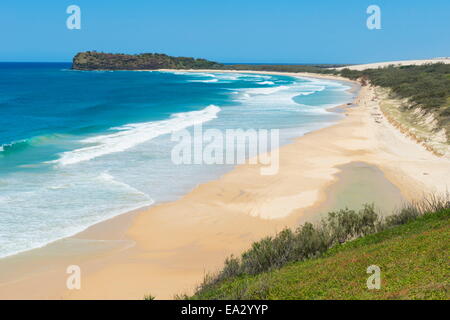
[54,105,221,166]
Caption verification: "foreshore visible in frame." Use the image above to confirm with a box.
[0,71,449,299]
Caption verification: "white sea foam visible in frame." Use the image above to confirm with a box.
[172,71,271,83]
[54,105,221,166]
[191,73,241,82]
[0,141,20,152]
[239,83,321,101]
[233,78,340,115]
[97,172,152,199]
[0,169,155,259]
[258,81,275,85]
[244,85,290,95]
[47,184,71,190]
[187,78,219,83]
[215,74,241,81]
[172,72,216,78]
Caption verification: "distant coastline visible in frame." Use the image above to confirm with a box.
[70,51,348,74]
[72,51,224,70]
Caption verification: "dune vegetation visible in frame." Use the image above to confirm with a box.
[227,63,450,143]
[184,196,449,300]
[339,64,450,141]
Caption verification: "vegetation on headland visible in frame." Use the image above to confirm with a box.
[184,195,449,300]
[71,52,345,72]
[72,51,224,70]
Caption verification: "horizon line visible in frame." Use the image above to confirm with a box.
[0,61,356,65]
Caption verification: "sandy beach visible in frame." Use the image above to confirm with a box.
[0,71,449,300]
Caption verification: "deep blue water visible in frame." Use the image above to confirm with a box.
[0,63,353,258]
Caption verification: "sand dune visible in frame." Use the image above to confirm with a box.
[335,58,450,71]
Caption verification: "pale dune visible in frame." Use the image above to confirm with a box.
[335,58,450,71]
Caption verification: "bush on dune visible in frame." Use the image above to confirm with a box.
[339,64,450,140]
[194,194,450,296]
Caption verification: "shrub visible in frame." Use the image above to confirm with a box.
[338,64,450,140]
[195,194,449,296]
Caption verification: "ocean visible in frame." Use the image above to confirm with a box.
[0,63,353,258]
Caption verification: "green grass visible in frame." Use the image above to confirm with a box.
[191,208,449,300]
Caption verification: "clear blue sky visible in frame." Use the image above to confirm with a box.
[1,0,449,63]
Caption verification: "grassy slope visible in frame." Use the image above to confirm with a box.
[192,209,449,300]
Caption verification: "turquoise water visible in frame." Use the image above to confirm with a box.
[0,63,353,258]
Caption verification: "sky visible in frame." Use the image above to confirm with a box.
[1,0,449,64]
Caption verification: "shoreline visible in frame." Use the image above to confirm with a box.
[155,68,350,82]
[0,70,355,299]
[0,70,353,260]
[1,70,449,299]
